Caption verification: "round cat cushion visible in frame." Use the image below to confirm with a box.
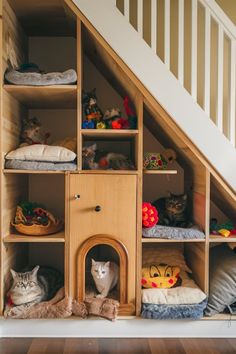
[141,264,182,289]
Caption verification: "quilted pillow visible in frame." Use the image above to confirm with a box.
[5,144,76,162]
[205,244,236,316]
[142,243,192,273]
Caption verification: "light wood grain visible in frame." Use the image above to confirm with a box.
[76,18,82,170]
[69,174,137,315]
[4,85,77,109]
[143,169,177,174]
[4,231,65,243]
[82,129,139,138]
[3,169,66,174]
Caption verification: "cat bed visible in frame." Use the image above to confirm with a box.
[5,159,77,171]
[5,69,77,86]
[4,287,73,319]
[142,225,205,240]
[141,298,207,320]
[205,244,236,317]
[142,271,207,305]
[4,287,119,321]
[5,145,76,162]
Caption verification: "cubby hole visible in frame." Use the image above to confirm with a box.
[82,25,139,131]
[82,136,137,171]
[3,0,77,108]
[3,174,65,241]
[3,242,64,303]
[142,242,206,293]
[209,175,236,242]
[85,245,120,301]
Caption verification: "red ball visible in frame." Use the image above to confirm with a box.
[142,202,158,228]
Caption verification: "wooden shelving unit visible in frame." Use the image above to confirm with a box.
[3,85,77,109]
[4,231,65,243]
[209,235,236,242]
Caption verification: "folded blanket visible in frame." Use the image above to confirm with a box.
[142,225,205,240]
[141,298,207,320]
[5,159,77,171]
[5,69,77,86]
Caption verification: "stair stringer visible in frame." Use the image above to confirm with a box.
[66,0,236,199]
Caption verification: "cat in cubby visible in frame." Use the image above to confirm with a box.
[91,259,119,298]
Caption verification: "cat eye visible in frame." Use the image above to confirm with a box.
[166,273,171,277]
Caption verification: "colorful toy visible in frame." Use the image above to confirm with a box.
[123,96,137,129]
[141,264,182,289]
[210,218,236,237]
[82,120,95,129]
[103,108,130,129]
[143,149,176,170]
[82,89,103,128]
[142,202,158,228]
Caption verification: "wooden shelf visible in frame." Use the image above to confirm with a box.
[81,129,139,138]
[4,231,65,243]
[209,235,236,242]
[143,169,177,175]
[3,85,77,109]
[142,238,205,243]
[79,170,138,175]
[3,169,67,174]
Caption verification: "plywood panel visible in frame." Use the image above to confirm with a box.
[69,174,137,313]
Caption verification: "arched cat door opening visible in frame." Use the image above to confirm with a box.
[77,235,128,304]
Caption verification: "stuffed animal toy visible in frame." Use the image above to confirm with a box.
[20,116,50,146]
[103,108,130,129]
[82,89,103,127]
[210,218,236,237]
[142,202,158,228]
[143,149,177,170]
[141,264,182,289]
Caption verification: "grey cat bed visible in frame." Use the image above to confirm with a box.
[141,298,207,320]
[5,159,77,171]
[142,225,205,240]
[5,69,77,86]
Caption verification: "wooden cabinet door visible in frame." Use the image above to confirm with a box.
[68,173,137,310]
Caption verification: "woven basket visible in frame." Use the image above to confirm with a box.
[12,206,63,236]
[12,220,63,236]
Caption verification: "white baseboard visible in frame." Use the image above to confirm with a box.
[1,318,236,338]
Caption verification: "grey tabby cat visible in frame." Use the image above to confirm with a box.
[7,265,63,307]
[153,193,191,228]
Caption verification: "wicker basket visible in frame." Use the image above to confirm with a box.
[12,206,63,236]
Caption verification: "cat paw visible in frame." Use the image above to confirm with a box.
[6,306,23,318]
[96,294,105,299]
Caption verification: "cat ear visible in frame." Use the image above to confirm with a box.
[10,269,17,279]
[90,143,97,151]
[91,259,96,266]
[31,265,40,276]
[105,261,110,267]
[182,194,187,200]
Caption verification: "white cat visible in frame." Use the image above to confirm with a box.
[91,259,119,298]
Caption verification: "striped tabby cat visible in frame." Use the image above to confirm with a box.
[153,193,190,228]
[8,265,63,306]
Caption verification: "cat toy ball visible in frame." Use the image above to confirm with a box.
[142,202,159,228]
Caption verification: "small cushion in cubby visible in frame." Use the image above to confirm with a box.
[142,225,205,240]
[5,159,77,171]
[5,144,76,162]
[205,244,236,317]
[142,243,192,273]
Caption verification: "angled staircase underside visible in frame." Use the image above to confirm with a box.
[66,0,236,214]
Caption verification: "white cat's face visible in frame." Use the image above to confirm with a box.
[91,259,110,280]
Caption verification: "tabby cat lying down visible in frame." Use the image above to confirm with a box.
[7,265,63,307]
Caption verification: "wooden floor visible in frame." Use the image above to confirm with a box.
[0,338,236,354]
